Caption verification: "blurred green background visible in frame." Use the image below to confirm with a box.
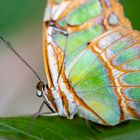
[0,0,139,116]
[0,0,46,34]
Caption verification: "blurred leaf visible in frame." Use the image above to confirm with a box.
[0,116,140,140]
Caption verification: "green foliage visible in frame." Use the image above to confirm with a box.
[0,116,140,140]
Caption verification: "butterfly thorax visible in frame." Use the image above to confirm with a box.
[36,81,77,119]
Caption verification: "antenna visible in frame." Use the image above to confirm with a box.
[0,35,41,81]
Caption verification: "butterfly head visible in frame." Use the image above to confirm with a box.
[36,81,56,113]
[36,81,46,97]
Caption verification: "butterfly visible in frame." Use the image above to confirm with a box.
[35,0,140,126]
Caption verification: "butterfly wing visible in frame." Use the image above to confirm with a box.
[43,0,140,125]
[68,27,140,125]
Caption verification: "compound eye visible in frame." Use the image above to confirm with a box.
[36,90,43,97]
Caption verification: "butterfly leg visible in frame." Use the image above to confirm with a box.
[38,112,59,117]
[33,101,58,118]
[85,119,102,133]
[33,101,46,118]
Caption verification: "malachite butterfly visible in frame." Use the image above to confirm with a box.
[36,0,140,126]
